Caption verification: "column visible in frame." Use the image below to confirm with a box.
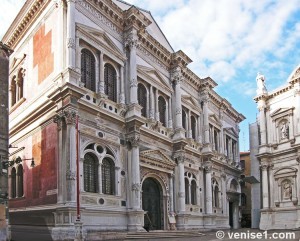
[261,163,269,209]
[168,97,173,128]
[125,29,139,104]
[188,109,192,138]
[258,99,267,145]
[205,164,213,214]
[99,52,105,94]
[64,110,77,203]
[130,135,141,209]
[155,89,159,121]
[66,0,76,69]
[53,114,65,203]
[197,116,202,143]
[149,86,154,119]
[177,156,185,212]
[119,65,125,104]
[203,97,209,144]
[173,67,183,129]
[169,174,174,213]
[98,163,102,193]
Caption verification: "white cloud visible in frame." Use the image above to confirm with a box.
[0,0,25,40]
[144,0,300,83]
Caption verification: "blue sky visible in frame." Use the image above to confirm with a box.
[2,0,300,151]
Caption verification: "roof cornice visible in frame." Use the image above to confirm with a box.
[2,0,50,49]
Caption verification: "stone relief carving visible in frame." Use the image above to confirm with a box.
[282,179,292,200]
[280,121,289,140]
[67,37,75,49]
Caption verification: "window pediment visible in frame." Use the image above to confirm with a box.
[209,114,221,127]
[224,127,238,138]
[182,95,201,112]
[274,167,297,179]
[270,107,294,120]
[140,149,175,170]
[76,23,125,61]
[137,65,172,93]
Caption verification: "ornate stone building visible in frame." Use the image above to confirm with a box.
[3,0,245,239]
[253,70,300,230]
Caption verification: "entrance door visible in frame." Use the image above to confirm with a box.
[142,178,162,230]
[229,202,233,228]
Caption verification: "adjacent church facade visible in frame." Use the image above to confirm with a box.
[252,70,300,230]
[3,0,245,239]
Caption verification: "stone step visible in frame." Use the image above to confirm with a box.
[125,230,205,239]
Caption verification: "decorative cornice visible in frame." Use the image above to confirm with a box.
[123,5,151,31]
[3,0,50,49]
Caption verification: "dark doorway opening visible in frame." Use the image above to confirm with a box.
[229,201,234,228]
[142,177,163,230]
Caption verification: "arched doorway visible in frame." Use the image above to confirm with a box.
[142,177,163,230]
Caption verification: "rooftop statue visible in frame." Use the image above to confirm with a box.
[256,72,267,95]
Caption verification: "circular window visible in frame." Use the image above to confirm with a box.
[99,198,105,205]
[98,132,104,138]
[121,170,126,176]
[86,95,91,100]
[96,145,104,154]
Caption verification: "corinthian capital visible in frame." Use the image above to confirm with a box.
[127,134,140,147]
[171,66,183,85]
[124,29,140,49]
[62,110,77,125]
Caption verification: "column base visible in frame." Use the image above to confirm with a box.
[175,213,191,230]
[125,103,142,118]
[127,210,145,232]
[173,127,186,140]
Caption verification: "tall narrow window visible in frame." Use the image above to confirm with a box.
[11,167,16,198]
[191,116,196,140]
[81,49,96,92]
[182,109,187,137]
[158,96,166,126]
[185,178,189,204]
[10,76,16,106]
[17,69,24,100]
[17,165,23,197]
[104,63,117,102]
[83,153,98,193]
[191,180,197,205]
[102,158,115,195]
[138,83,147,117]
[214,129,218,151]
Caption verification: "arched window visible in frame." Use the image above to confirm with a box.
[191,115,196,139]
[138,83,147,117]
[185,178,189,204]
[191,180,197,205]
[81,49,96,92]
[158,96,166,126]
[83,153,98,193]
[214,129,218,151]
[17,69,24,100]
[11,167,16,198]
[10,76,16,106]
[104,63,117,102]
[102,158,115,195]
[212,179,220,208]
[182,109,187,136]
[17,165,23,197]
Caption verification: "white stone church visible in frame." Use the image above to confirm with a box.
[252,69,300,230]
[3,0,245,239]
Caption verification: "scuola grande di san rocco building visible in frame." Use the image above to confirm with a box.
[2,0,245,239]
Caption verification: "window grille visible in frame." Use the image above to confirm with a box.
[214,129,218,151]
[11,76,16,106]
[104,64,117,102]
[191,116,196,139]
[81,49,96,92]
[138,83,147,117]
[102,158,115,195]
[158,96,166,126]
[11,167,16,198]
[83,153,98,193]
[191,180,197,205]
[182,109,187,136]
[17,165,23,197]
[185,178,189,204]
